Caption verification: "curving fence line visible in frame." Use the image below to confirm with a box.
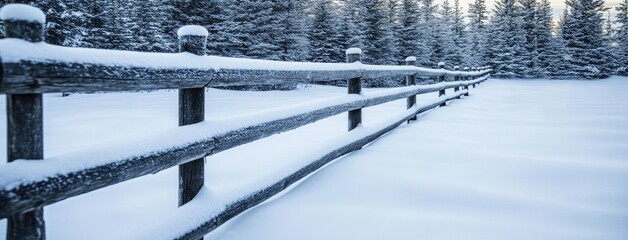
[0,4,491,240]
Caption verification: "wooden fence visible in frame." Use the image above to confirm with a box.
[0,4,491,240]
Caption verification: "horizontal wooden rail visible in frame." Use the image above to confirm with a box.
[0,40,491,94]
[0,76,487,219]
[1,5,493,239]
[128,90,471,240]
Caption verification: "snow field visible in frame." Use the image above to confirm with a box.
[208,78,628,240]
[0,78,626,239]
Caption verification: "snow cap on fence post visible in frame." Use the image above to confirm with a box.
[346,48,362,63]
[405,56,417,66]
[177,25,208,56]
[0,4,45,42]
[438,62,445,69]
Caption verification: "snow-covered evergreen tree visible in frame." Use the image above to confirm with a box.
[397,0,427,63]
[106,0,129,50]
[602,11,619,72]
[137,0,173,52]
[535,0,556,77]
[560,0,612,78]
[39,0,70,45]
[337,0,367,51]
[418,0,438,66]
[449,0,467,66]
[308,0,342,62]
[272,0,310,61]
[465,0,489,66]
[385,0,402,62]
[83,0,110,49]
[220,0,280,59]
[542,36,567,77]
[519,0,540,77]
[361,0,396,64]
[487,0,527,77]
[438,0,457,65]
[551,7,578,77]
[615,0,628,74]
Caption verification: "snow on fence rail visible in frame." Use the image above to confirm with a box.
[0,4,491,240]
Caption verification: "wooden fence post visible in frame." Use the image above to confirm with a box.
[465,67,475,88]
[1,4,46,240]
[406,57,417,122]
[453,66,460,99]
[438,62,446,107]
[346,48,362,131]
[177,25,208,219]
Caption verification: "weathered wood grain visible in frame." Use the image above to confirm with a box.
[4,17,46,240]
[6,94,45,240]
[406,58,417,121]
[347,50,362,131]
[0,60,491,94]
[3,20,44,43]
[177,32,207,214]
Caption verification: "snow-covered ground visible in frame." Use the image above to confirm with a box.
[1,77,627,239]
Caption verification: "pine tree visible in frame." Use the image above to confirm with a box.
[309,0,342,62]
[361,0,396,64]
[220,0,279,59]
[450,0,467,67]
[468,0,489,29]
[487,0,527,77]
[117,0,142,50]
[519,0,540,77]
[552,7,578,77]
[39,0,69,45]
[466,0,489,67]
[337,0,367,52]
[418,0,438,66]
[385,0,401,62]
[535,0,555,77]
[560,0,612,78]
[438,0,457,65]
[246,1,281,59]
[271,0,310,61]
[602,11,619,72]
[615,0,628,74]
[397,0,425,63]
[106,0,128,50]
[546,35,573,78]
[137,0,174,52]
[83,0,110,49]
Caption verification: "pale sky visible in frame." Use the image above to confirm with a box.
[438,0,622,23]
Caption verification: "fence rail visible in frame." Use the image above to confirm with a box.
[0,4,491,240]
[0,40,489,94]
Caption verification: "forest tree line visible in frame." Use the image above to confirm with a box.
[1,0,627,79]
